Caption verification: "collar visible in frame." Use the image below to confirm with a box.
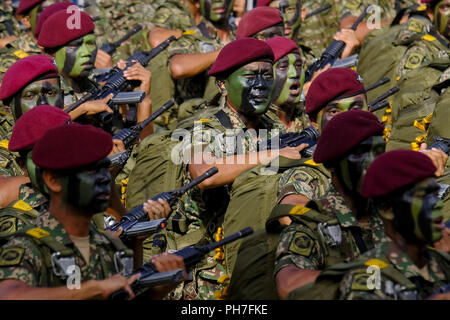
[18,183,48,209]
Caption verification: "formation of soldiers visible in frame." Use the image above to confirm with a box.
[0,0,449,300]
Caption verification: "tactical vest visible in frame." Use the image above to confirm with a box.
[0,224,133,287]
[223,158,330,276]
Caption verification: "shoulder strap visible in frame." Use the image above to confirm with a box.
[197,22,212,40]
[214,110,234,129]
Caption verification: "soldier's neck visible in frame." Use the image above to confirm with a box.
[275,103,296,127]
[49,196,92,237]
[227,101,261,129]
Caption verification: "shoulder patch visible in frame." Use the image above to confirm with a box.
[351,273,373,291]
[0,140,9,150]
[304,159,321,166]
[404,52,424,70]
[289,206,311,216]
[12,200,33,212]
[13,50,28,59]
[422,34,437,42]
[344,0,362,10]
[292,171,314,184]
[192,129,212,144]
[0,217,17,235]
[289,232,314,257]
[0,247,24,266]
[26,227,50,239]
[408,20,423,34]
[364,259,388,269]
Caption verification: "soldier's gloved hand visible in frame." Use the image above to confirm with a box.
[333,29,361,58]
[419,143,448,177]
[279,144,309,160]
[143,198,172,220]
[95,49,113,69]
[92,273,141,300]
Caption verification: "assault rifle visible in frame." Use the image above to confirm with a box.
[305,6,370,82]
[304,3,332,20]
[369,86,400,112]
[65,36,177,132]
[110,227,254,300]
[100,24,143,56]
[106,167,219,239]
[261,126,320,158]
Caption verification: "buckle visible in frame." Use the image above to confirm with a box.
[51,252,76,279]
[114,251,134,276]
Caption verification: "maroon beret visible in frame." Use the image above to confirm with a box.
[32,123,113,170]
[236,7,283,39]
[361,150,436,198]
[17,0,44,14]
[0,55,58,101]
[38,9,95,48]
[35,2,73,37]
[306,68,366,117]
[209,38,274,78]
[256,0,272,6]
[9,105,71,152]
[314,110,384,164]
[266,36,299,62]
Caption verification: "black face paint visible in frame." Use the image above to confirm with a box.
[391,178,444,245]
[272,53,303,109]
[253,23,285,40]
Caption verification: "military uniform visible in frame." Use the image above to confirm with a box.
[0,210,131,287]
[338,239,450,300]
[340,0,417,22]
[274,186,385,277]
[0,138,22,178]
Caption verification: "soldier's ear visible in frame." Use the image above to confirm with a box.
[42,170,63,193]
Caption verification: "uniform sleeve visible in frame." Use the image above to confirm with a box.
[273,224,323,276]
[0,237,43,287]
[395,41,431,79]
[277,167,330,204]
[167,35,198,59]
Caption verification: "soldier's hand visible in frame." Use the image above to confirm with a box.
[143,198,172,220]
[94,273,141,300]
[95,49,113,69]
[150,253,187,280]
[334,29,361,58]
[123,60,152,96]
[110,139,126,156]
[80,94,114,116]
[0,35,17,48]
[279,144,308,160]
[419,143,448,177]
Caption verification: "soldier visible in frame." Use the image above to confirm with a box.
[0,123,186,299]
[305,150,450,300]
[236,7,284,41]
[274,109,448,299]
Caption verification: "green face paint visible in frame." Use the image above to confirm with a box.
[316,94,368,133]
[225,61,274,116]
[200,0,234,24]
[29,0,54,33]
[435,0,450,40]
[272,53,304,109]
[26,151,49,197]
[11,78,62,121]
[392,177,444,244]
[54,34,97,79]
[269,0,302,40]
[337,135,386,193]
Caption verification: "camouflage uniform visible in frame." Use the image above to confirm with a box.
[274,186,385,277]
[265,103,311,134]
[152,0,195,31]
[300,0,342,59]
[339,0,417,22]
[338,239,450,300]
[0,210,129,287]
[0,138,22,178]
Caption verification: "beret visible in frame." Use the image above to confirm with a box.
[35,2,73,37]
[17,0,44,14]
[306,68,366,117]
[38,9,94,48]
[266,36,299,62]
[209,38,274,78]
[32,123,113,170]
[236,7,283,39]
[361,150,436,198]
[256,0,272,6]
[0,55,58,101]
[314,110,384,164]
[9,105,71,152]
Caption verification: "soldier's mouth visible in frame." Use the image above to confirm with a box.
[289,83,301,96]
[284,27,291,36]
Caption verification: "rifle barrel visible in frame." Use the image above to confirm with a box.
[305,3,332,20]
[366,77,390,92]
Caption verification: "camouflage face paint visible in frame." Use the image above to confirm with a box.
[272,53,304,109]
[60,161,111,214]
[55,34,97,79]
[435,0,450,40]
[316,94,368,133]
[26,151,49,197]
[200,0,234,24]
[392,177,444,244]
[11,78,62,121]
[269,0,302,40]
[337,135,386,193]
[253,23,285,40]
[29,0,54,33]
[225,61,274,116]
